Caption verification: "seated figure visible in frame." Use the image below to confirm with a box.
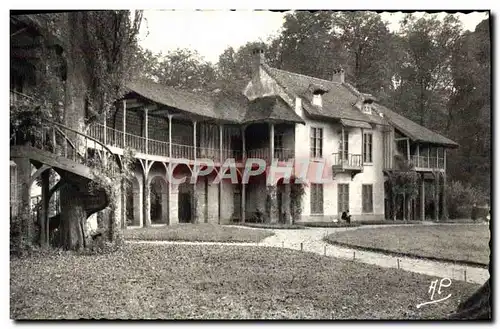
[341,210,351,224]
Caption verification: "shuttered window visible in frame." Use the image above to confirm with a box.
[363,132,373,163]
[310,184,324,214]
[338,184,349,213]
[362,184,373,213]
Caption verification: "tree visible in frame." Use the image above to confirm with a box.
[331,11,397,97]
[391,14,463,132]
[12,11,143,251]
[446,19,491,194]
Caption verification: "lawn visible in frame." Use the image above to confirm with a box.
[11,244,479,319]
[122,223,274,243]
[325,224,490,266]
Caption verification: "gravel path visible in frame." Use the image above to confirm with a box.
[126,224,490,285]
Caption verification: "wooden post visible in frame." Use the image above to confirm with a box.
[406,138,410,161]
[168,115,173,158]
[269,123,275,162]
[444,149,447,171]
[434,172,439,221]
[436,148,439,168]
[442,172,448,220]
[427,146,430,168]
[193,120,197,161]
[218,124,223,224]
[144,108,149,154]
[341,125,345,161]
[416,144,420,168]
[122,100,126,148]
[420,174,425,221]
[103,111,107,145]
[40,170,50,248]
[241,125,246,223]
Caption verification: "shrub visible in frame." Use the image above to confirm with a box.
[446,181,488,219]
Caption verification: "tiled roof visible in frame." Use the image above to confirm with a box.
[244,96,304,124]
[125,80,303,124]
[262,64,457,147]
[374,103,459,148]
[263,65,370,122]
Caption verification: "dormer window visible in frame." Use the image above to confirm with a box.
[362,103,372,114]
[313,92,322,107]
[308,83,328,107]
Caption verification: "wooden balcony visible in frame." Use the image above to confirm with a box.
[410,155,445,172]
[331,153,363,179]
[88,123,250,163]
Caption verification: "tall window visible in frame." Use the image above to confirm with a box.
[310,127,323,158]
[363,132,373,163]
[362,184,373,213]
[339,130,349,160]
[310,184,324,214]
[338,184,349,213]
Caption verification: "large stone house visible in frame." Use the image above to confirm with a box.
[10,14,458,228]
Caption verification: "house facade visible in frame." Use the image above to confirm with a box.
[10,16,458,228]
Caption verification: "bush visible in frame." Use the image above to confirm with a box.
[446,181,488,219]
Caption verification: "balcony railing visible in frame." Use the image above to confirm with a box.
[331,153,363,169]
[274,148,295,162]
[247,148,269,161]
[86,123,297,164]
[410,155,445,170]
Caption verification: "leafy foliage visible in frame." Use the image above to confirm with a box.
[289,177,306,224]
[446,180,488,219]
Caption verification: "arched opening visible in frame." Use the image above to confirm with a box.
[150,176,168,224]
[178,182,194,223]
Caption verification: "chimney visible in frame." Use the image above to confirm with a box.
[252,47,265,75]
[332,67,345,83]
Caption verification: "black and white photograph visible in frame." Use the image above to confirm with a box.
[8,6,491,321]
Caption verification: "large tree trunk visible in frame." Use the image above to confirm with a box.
[59,183,86,250]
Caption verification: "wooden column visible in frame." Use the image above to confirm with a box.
[269,123,275,162]
[103,111,107,145]
[143,167,151,227]
[436,148,439,168]
[427,146,430,167]
[416,144,420,168]
[434,172,439,221]
[193,120,197,161]
[241,125,246,222]
[341,125,345,160]
[420,174,425,221]
[442,172,448,220]
[406,138,410,161]
[218,124,223,224]
[144,108,149,154]
[168,115,173,158]
[40,170,50,248]
[122,100,127,147]
[444,149,447,171]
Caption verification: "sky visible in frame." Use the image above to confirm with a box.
[138,10,489,64]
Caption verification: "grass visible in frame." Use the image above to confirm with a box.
[325,224,490,266]
[122,223,274,243]
[11,244,480,319]
[236,223,306,229]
